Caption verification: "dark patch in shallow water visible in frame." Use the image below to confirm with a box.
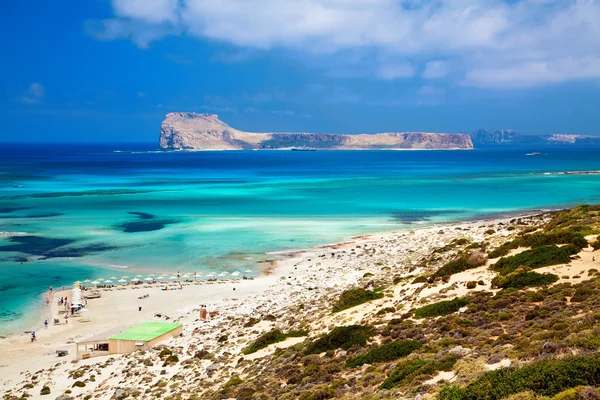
[0,236,75,254]
[117,211,177,233]
[127,211,154,220]
[0,235,120,259]
[0,212,64,219]
[391,210,463,224]
[41,243,120,259]
[10,188,163,199]
[0,206,32,213]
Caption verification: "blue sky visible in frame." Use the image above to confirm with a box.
[1,0,600,142]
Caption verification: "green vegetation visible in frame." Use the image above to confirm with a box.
[223,377,243,388]
[414,298,468,319]
[489,224,590,259]
[243,328,310,354]
[432,252,487,280]
[217,335,228,343]
[332,288,384,312]
[381,355,456,390]
[243,330,287,355]
[571,285,593,302]
[304,325,373,355]
[492,270,559,289]
[492,245,578,276]
[40,386,51,395]
[72,381,86,388]
[346,340,422,368]
[438,354,600,400]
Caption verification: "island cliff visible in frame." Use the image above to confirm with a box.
[159,113,474,150]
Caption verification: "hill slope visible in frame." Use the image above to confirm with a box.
[159,113,474,150]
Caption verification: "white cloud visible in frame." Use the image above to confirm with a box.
[15,82,45,104]
[88,0,600,88]
[376,63,416,80]
[422,60,448,79]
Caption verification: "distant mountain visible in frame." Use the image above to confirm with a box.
[469,129,600,145]
[159,113,474,150]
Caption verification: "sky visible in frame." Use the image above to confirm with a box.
[1,0,600,142]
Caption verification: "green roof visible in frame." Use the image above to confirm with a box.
[109,322,182,342]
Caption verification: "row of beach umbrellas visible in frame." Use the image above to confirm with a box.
[77,269,255,286]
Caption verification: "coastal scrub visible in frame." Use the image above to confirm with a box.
[332,288,384,312]
[414,298,468,319]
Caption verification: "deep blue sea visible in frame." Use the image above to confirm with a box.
[2,142,600,334]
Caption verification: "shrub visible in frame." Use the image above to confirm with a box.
[287,329,309,337]
[332,288,384,312]
[492,245,578,276]
[158,348,172,359]
[438,353,600,400]
[492,271,559,289]
[571,286,594,302]
[414,298,468,319]
[433,258,473,279]
[412,276,428,284]
[223,377,243,388]
[489,227,589,258]
[592,239,600,251]
[380,355,456,389]
[243,330,287,355]
[304,325,373,355]
[40,385,51,395]
[162,354,179,366]
[72,381,86,387]
[346,340,422,368]
[466,281,477,289]
[218,335,228,343]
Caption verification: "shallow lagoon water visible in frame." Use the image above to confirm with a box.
[2,143,600,334]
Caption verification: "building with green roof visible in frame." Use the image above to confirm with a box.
[77,322,183,359]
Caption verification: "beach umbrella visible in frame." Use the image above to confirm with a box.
[118,279,126,283]
[131,278,140,282]
[169,276,177,280]
[97,278,105,282]
[231,271,240,276]
[135,274,143,278]
[157,276,165,280]
[161,273,169,277]
[121,275,129,279]
[218,272,228,277]
[83,279,92,283]
[109,276,118,280]
[244,269,253,273]
[144,277,153,281]
[105,279,113,283]
[91,280,100,285]
[207,272,216,277]
[148,273,156,277]
[221,271,230,275]
[182,273,190,278]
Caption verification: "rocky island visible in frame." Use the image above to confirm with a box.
[159,113,474,150]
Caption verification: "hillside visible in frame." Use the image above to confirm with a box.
[7,205,600,399]
[158,113,474,150]
[470,128,600,145]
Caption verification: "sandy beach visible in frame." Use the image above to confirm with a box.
[2,210,599,399]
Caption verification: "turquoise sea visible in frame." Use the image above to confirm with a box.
[2,143,600,334]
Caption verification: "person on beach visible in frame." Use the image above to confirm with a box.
[64,314,69,324]
[46,297,50,306]
[31,332,36,342]
[44,320,48,329]
[49,286,52,293]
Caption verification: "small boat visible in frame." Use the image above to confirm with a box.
[525,152,542,156]
[13,184,24,188]
[291,146,317,151]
